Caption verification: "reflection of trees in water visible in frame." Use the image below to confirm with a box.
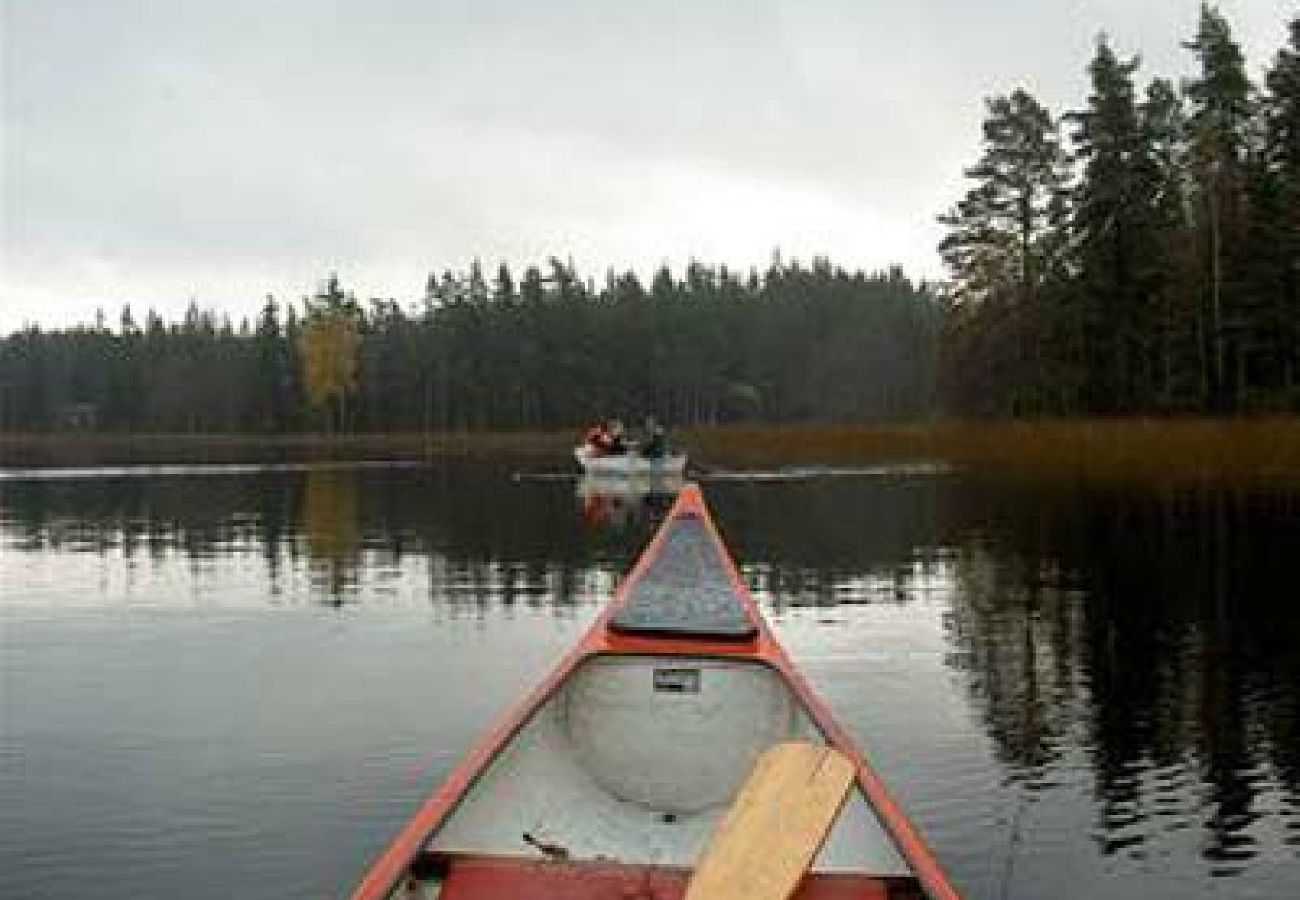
[942,480,1300,866]
[721,476,953,613]
[711,477,942,577]
[0,474,290,560]
[1,466,945,608]
[944,542,1085,772]
[0,463,646,611]
[8,464,1298,868]
[421,555,619,618]
[301,468,361,601]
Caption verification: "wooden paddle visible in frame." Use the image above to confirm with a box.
[684,742,855,900]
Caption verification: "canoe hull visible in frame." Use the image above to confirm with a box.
[350,484,962,900]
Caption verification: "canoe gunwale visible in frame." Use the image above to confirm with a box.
[403,851,927,899]
[349,484,963,900]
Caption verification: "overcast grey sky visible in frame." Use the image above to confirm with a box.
[1,0,1292,332]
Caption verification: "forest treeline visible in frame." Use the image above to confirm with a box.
[1,4,1295,432]
[939,6,1298,415]
[0,260,939,432]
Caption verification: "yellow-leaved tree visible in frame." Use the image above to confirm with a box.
[299,275,362,431]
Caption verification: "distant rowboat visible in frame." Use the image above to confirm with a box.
[575,471,685,501]
[573,444,688,476]
[351,484,963,900]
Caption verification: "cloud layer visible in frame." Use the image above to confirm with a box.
[1,0,1289,330]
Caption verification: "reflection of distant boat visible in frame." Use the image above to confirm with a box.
[350,484,962,900]
[576,472,683,529]
[573,445,688,476]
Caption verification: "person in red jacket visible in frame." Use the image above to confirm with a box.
[583,419,629,456]
[583,422,609,454]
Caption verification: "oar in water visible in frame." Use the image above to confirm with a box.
[684,742,855,900]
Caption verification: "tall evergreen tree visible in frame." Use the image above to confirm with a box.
[256,296,290,430]
[1182,3,1253,410]
[938,89,1073,413]
[1266,18,1300,190]
[1140,77,1200,409]
[939,90,1072,303]
[1251,16,1300,403]
[1068,37,1171,410]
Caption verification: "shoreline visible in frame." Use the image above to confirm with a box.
[2,418,1297,486]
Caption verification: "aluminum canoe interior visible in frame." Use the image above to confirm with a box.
[352,484,958,900]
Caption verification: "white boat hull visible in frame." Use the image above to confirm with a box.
[573,446,687,476]
[576,472,685,500]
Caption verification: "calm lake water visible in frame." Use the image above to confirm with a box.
[2,459,1297,899]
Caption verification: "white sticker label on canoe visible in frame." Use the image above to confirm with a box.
[653,668,701,694]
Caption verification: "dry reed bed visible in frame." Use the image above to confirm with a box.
[3,419,1297,486]
[682,419,1300,487]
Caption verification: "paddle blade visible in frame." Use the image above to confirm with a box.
[684,741,856,900]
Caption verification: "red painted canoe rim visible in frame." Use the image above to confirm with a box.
[350,483,963,900]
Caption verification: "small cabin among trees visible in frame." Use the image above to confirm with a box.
[57,402,99,431]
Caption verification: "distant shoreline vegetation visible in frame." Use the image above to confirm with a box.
[1,5,1296,429]
[0,260,940,433]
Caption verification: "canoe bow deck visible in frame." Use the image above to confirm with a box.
[352,485,962,900]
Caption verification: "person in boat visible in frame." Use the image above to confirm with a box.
[583,422,611,455]
[639,416,667,459]
[583,418,629,456]
[604,418,629,455]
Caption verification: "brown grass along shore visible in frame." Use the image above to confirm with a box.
[683,418,1300,486]
[2,419,1297,486]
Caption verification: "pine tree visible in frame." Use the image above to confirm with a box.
[256,295,289,430]
[1183,3,1253,410]
[937,89,1073,414]
[1253,17,1300,404]
[1068,37,1175,410]
[1140,77,1200,409]
[939,90,1072,304]
[493,262,516,305]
